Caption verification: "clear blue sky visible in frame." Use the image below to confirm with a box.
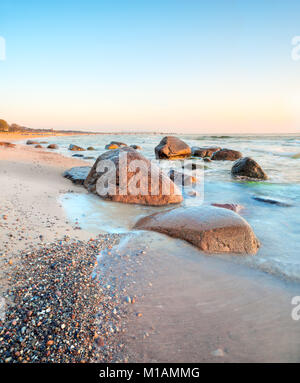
[0,0,300,133]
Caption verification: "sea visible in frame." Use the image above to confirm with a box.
[21,133,300,282]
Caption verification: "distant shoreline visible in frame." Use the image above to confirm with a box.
[1,130,300,141]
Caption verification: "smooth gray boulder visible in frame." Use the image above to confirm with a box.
[134,206,260,254]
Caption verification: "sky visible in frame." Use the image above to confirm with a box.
[0,0,300,133]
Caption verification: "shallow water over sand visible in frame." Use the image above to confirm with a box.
[94,231,300,362]
[57,134,300,281]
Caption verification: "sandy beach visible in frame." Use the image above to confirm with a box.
[0,131,92,143]
[0,139,127,362]
[1,137,300,363]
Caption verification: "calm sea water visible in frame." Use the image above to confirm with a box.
[25,133,300,282]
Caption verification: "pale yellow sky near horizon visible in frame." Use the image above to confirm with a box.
[2,88,300,134]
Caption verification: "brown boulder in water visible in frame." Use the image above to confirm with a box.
[191,146,221,158]
[69,144,85,151]
[134,205,259,254]
[105,141,127,150]
[155,136,191,159]
[211,149,242,161]
[47,144,58,149]
[105,143,119,150]
[84,146,183,206]
[26,140,39,145]
[231,157,268,180]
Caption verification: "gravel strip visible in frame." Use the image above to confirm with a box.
[0,234,127,363]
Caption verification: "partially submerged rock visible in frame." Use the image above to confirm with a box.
[252,196,292,207]
[130,144,142,150]
[105,141,127,150]
[110,141,127,147]
[47,144,58,149]
[231,157,268,180]
[155,136,191,159]
[87,146,95,150]
[26,140,39,145]
[168,169,197,186]
[134,206,260,254]
[211,203,244,213]
[105,143,119,150]
[191,146,220,158]
[34,144,43,149]
[64,166,91,185]
[84,146,183,205]
[211,149,242,161]
[69,144,85,151]
[184,161,204,171]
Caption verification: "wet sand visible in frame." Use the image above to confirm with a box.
[97,232,300,363]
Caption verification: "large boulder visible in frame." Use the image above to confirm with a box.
[211,149,242,161]
[134,206,260,254]
[155,136,191,159]
[191,146,221,158]
[64,166,91,185]
[84,146,183,205]
[231,157,268,180]
[69,144,85,151]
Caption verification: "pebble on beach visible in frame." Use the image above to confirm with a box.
[0,235,127,363]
